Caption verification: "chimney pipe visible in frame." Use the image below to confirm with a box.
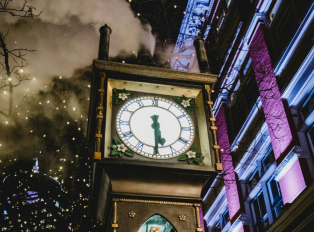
[193,38,210,73]
[98,24,112,61]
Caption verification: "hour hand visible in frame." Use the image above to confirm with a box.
[151,115,166,154]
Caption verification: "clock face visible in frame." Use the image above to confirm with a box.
[116,97,195,159]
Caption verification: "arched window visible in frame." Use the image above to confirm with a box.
[138,214,177,232]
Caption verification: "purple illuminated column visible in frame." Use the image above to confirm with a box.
[199,204,205,232]
[249,24,307,204]
[216,103,243,223]
[249,24,294,163]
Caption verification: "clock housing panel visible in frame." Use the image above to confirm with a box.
[104,78,213,166]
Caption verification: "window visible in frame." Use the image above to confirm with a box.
[267,178,283,219]
[221,210,229,228]
[212,221,221,232]
[308,127,314,153]
[247,171,260,193]
[251,192,268,232]
[262,150,275,174]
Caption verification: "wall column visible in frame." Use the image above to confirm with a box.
[249,24,309,204]
[216,103,244,223]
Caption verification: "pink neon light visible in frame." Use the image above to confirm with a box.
[249,25,293,161]
[278,158,306,204]
[235,225,245,232]
[199,204,205,232]
[216,104,241,221]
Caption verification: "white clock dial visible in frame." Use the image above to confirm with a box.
[116,97,195,159]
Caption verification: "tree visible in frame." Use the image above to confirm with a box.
[0,0,41,123]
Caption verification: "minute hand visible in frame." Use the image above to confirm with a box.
[151,115,166,155]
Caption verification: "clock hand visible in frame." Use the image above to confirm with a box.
[151,115,166,155]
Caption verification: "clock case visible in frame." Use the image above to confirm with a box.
[87,25,220,232]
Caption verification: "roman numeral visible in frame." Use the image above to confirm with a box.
[170,146,176,153]
[120,120,129,125]
[136,100,144,108]
[178,115,185,119]
[152,99,158,106]
[178,137,188,144]
[123,131,133,139]
[182,127,190,131]
[125,108,133,114]
[135,142,144,150]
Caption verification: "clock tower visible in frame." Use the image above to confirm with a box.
[88,25,221,232]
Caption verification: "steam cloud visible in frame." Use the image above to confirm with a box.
[0,0,155,92]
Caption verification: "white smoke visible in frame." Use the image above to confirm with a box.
[0,0,155,118]
[0,0,155,87]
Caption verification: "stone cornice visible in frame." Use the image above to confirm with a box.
[93,60,217,84]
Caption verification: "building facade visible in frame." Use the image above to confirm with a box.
[175,0,314,231]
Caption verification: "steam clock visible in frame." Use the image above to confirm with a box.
[88,25,221,232]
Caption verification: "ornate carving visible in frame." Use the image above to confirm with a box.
[94,60,217,84]
[179,214,186,221]
[128,211,136,218]
[112,198,194,206]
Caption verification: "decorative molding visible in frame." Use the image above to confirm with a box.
[128,211,136,218]
[94,60,217,84]
[112,198,194,206]
[228,213,250,232]
[274,151,300,181]
[179,214,186,221]
[282,46,314,106]
[274,3,314,76]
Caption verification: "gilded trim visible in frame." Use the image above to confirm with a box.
[113,198,194,206]
[94,60,217,84]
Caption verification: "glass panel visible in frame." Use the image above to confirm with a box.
[253,198,261,222]
[222,210,229,228]
[138,215,177,232]
[258,193,267,217]
[269,179,279,203]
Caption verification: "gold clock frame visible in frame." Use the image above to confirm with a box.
[104,78,213,167]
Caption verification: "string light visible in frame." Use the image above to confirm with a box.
[4,91,7,94]
[20,69,24,73]
[8,78,11,81]
[137,13,140,16]
[59,76,62,79]
[174,5,177,8]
